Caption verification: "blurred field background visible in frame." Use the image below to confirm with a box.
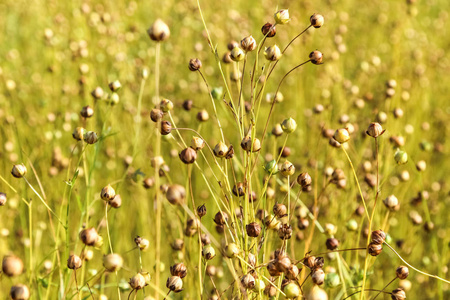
[0,0,449,299]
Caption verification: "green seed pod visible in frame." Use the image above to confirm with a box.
[283,282,300,299]
[230,47,245,62]
[160,98,174,112]
[202,244,216,260]
[281,118,297,133]
[333,128,350,143]
[264,159,278,174]
[166,276,183,292]
[394,150,408,165]
[224,243,239,258]
[211,87,223,100]
[325,272,340,288]
[307,285,328,300]
[346,219,358,231]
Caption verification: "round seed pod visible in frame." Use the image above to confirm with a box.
[143,177,155,189]
[83,131,98,144]
[101,185,116,202]
[81,249,94,261]
[232,182,245,197]
[213,211,228,226]
[134,236,150,251]
[166,276,183,292]
[297,172,312,187]
[264,283,277,297]
[286,264,300,280]
[206,265,216,276]
[191,137,205,151]
[246,222,261,237]
[281,118,297,133]
[2,256,24,277]
[297,217,309,230]
[240,273,256,289]
[196,204,207,218]
[264,214,280,230]
[91,87,104,99]
[280,161,295,177]
[366,122,384,138]
[333,128,350,143]
[309,50,323,64]
[129,273,146,290]
[171,239,184,251]
[201,233,211,245]
[147,19,170,42]
[160,120,172,135]
[188,58,202,71]
[278,224,293,240]
[274,9,290,24]
[368,242,383,256]
[11,164,27,178]
[310,13,324,28]
[312,268,325,285]
[371,230,386,244]
[230,47,245,61]
[240,36,256,52]
[396,266,409,280]
[224,243,239,258]
[303,256,316,269]
[213,142,228,158]
[272,124,284,137]
[264,45,282,61]
[267,262,282,277]
[273,203,287,218]
[202,244,215,260]
[391,288,406,300]
[67,255,82,270]
[108,80,121,92]
[383,195,399,211]
[79,227,99,246]
[261,22,276,37]
[103,254,123,272]
[179,147,197,164]
[284,282,300,299]
[80,106,94,118]
[275,256,292,273]
[170,263,187,278]
[279,146,291,157]
[326,238,339,250]
[197,109,209,121]
[240,135,261,152]
[10,284,30,300]
[150,108,164,122]
[182,99,193,111]
[0,192,6,206]
[109,194,122,208]
[307,285,328,300]
[247,253,256,267]
[166,184,186,205]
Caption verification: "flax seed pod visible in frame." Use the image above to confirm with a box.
[0,192,6,206]
[224,243,239,258]
[101,184,115,202]
[396,266,409,280]
[312,268,325,285]
[241,273,256,289]
[179,147,197,164]
[170,263,187,278]
[166,276,183,292]
[246,222,261,237]
[310,13,324,28]
[148,19,170,42]
[2,256,24,277]
[10,284,30,300]
[129,273,146,290]
[261,22,276,37]
[103,254,123,272]
[11,164,27,178]
[79,227,99,246]
[67,254,82,270]
[166,184,186,205]
[309,50,323,64]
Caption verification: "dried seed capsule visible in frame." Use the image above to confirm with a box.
[333,128,350,143]
[101,184,116,202]
[326,238,339,250]
[391,288,406,300]
[278,224,293,240]
[213,211,228,225]
[2,256,24,277]
[267,262,282,276]
[188,58,202,71]
[171,239,184,251]
[297,217,310,230]
[274,9,290,24]
[279,146,291,157]
[312,268,325,285]
[80,105,94,118]
[222,51,232,64]
[166,184,186,205]
[79,227,99,246]
[201,233,210,245]
[275,256,292,273]
[67,254,82,270]
[241,273,256,289]
[160,99,174,112]
[108,80,121,92]
[206,265,216,276]
[10,284,30,300]
[264,45,282,61]
[241,36,257,52]
[166,276,183,292]
[72,127,86,141]
[134,236,150,251]
[314,257,325,269]
[179,147,197,164]
[224,243,239,258]
[265,283,277,297]
[232,182,245,197]
[230,47,245,61]
[197,204,206,218]
[310,13,324,28]
[160,120,172,135]
[283,282,300,299]
[307,285,328,300]
[272,124,284,136]
[240,135,261,152]
[11,164,27,178]
[261,22,276,37]
[303,256,316,269]
[170,263,187,278]
[202,244,215,260]
[297,172,312,187]
[103,254,123,272]
[84,131,98,144]
[309,50,324,64]
[281,118,297,133]
[247,253,256,267]
[371,230,386,244]
[148,19,170,42]
[265,214,280,230]
[286,264,300,280]
[191,136,205,151]
[91,87,104,99]
[182,99,193,111]
[213,142,228,158]
[368,242,383,256]
[273,203,287,218]
[129,273,146,290]
[0,192,7,206]
[416,160,426,172]
[366,122,385,138]
[246,222,261,237]
[109,194,122,208]
[280,161,295,177]
[396,266,409,280]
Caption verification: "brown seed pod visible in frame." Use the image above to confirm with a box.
[201,233,211,245]
[368,242,383,256]
[2,256,24,277]
[297,172,312,187]
[166,276,183,292]
[267,261,282,277]
[272,124,284,137]
[246,222,261,237]
[275,256,292,273]
[366,122,385,138]
[310,13,324,28]
[206,265,216,276]
[264,283,277,297]
[80,105,94,118]
[197,204,207,218]
[273,203,287,218]
[240,36,257,52]
[0,192,6,206]
[182,99,193,111]
[213,142,228,158]
[109,194,122,208]
[213,211,228,226]
[232,182,245,197]
[261,22,276,37]
[170,263,187,278]
[143,177,155,189]
[222,51,232,64]
[286,264,300,280]
[278,224,293,240]
[179,147,197,164]
[103,254,123,272]
[311,268,325,285]
[101,184,116,202]
[371,230,386,244]
[79,227,99,246]
[150,108,164,122]
[297,217,310,230]
[326,238,339,250]
[129,273,146,290]
[188,58,202,71]
[171,239,184,251]
[240,273,256,289]
[396,266,409,280]
[10,284,30,300]
[147,19,170,42]
[166,184,186,205]
[11,164,27,178]
[160,120,172,135]
[309,50,323,64]
[67,254,82,270]
[391,288,406,300]
[303,256,316,269]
